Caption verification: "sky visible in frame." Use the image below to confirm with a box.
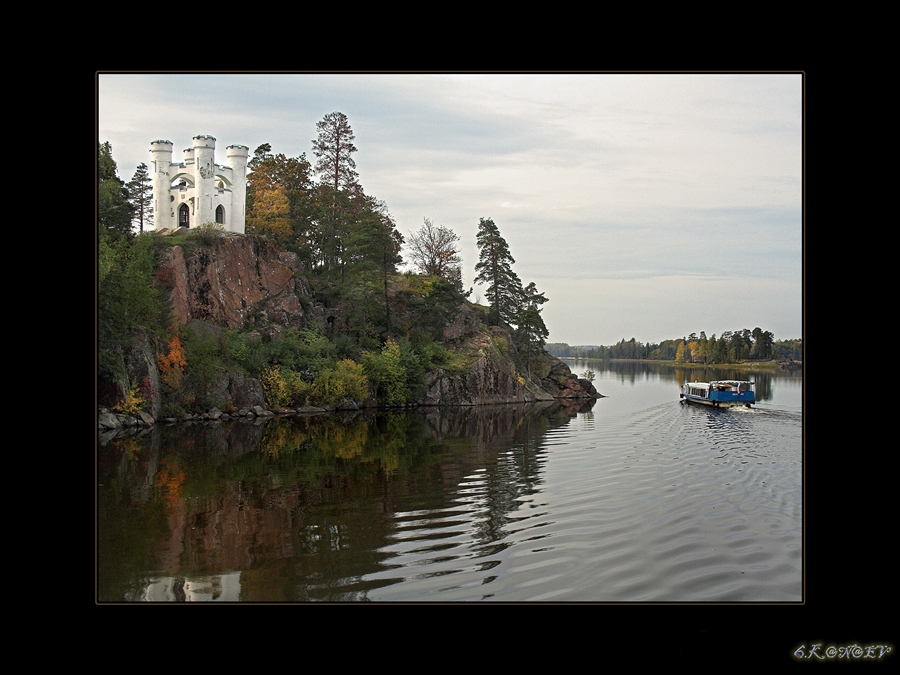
[97,72,803,346]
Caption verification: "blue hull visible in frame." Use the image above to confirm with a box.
[682,393,754,408]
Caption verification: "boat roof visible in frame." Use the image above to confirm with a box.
[685,380,753,386]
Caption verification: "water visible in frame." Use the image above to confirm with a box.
[96,361,802,603]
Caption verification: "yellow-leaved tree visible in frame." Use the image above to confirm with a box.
[246,186,291,244]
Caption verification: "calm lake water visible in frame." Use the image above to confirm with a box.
[97,361,803,603]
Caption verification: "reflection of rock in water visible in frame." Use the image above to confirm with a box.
[557,397,597,417]
[97,400,603,601]
[98,424,154,446]
[420,400,590,448]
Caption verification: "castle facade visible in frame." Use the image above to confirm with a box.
[150,135,249,233]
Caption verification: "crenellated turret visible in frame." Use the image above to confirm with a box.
[149,140,174,230]
[193,135,217,227]
[226,145,249,234]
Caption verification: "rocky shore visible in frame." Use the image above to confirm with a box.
[98,235,601,436]
[98,355,601,435]
[98,404,277,432]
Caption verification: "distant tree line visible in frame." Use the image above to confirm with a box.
[546,329,802,364]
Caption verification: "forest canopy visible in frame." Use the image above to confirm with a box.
[547,330,802,363]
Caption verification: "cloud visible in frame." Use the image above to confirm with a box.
[97,72,803,344]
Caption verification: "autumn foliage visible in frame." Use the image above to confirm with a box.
[158,333,187,388]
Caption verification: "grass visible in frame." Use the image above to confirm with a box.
[149,224,228,257]
[438,349,474,374]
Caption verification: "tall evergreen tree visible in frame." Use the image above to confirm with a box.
[312,112,359,193]
[348,196,404,335]
[474,217,521,326]
[312,112,360,277]
[751,327,774,359]
[127,162,153,232]
[514,281,550,375]
[251,143,273,166]
[98,141,134,239]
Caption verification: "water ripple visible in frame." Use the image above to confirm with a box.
[363,386,801,601]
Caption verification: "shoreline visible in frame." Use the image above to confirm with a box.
[559,357,802,370]
[97,395,602,440]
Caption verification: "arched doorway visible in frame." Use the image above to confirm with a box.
[216,205,225,225]
[179,203,190,228]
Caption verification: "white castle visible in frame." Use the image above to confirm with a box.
[150,135,249,233]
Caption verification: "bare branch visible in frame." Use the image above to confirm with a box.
[407,218,462,280]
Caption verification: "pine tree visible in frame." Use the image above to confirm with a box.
[312,112,359,193]
[312,112,360,277]
[346,196,404,335]
[514,281,550,375]
[127,162,153,232]
[474,217,521,326]
[98,141,134,239]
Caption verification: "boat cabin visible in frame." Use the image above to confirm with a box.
[681,380,755,407]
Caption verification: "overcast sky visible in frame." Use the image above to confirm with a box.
[97,72,803,346]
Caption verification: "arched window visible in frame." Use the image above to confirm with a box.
[179,203,190,228]
[216,205,225,225]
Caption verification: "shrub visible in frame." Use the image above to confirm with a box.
[310,359,368,406]
[410,336,449,371]
[398,339,426,402]
[193,221,225,247]
[180,326,225,411]
[224,330,267,373]
[362,340,408,405]
[261,365,288,408]
[261,365,310,408]
[113,380,146,416]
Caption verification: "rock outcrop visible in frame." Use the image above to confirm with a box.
[97,327,164,420]
[101,234,600,432]
[541,359,600,399]
[154,234,318,331]
[421,327,554,406]
[419,325,599,406]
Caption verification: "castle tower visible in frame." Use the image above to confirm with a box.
[192,135,217,227]
[149,140,174,230]
[226,145,250,234]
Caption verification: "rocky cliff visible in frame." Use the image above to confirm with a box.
[420,325,598,406]
[100,233,598,430]
[154,234,319,332]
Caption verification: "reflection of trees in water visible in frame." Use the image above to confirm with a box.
[97,401,594,602]
[417,403,560,552]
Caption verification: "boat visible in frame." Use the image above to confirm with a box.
[680,380,754,408]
